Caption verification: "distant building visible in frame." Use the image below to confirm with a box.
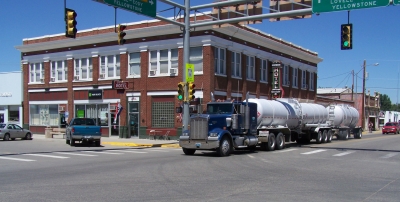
[378,111,400,128]
[0,71,23,127]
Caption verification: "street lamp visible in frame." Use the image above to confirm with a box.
[362,60,379,130]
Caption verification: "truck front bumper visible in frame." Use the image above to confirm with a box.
[179,139,219,150]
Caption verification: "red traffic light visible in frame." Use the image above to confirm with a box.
[118,24,127,32]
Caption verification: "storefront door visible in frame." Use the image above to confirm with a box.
[128,101,140,138]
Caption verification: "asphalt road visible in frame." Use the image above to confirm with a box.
[0,133,399,202]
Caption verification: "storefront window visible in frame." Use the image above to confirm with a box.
[152,101,174,128]
[8,105,20,122]
[75,104,109,126]
[30,105,58,126]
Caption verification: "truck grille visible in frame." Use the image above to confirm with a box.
[190,116,208,140]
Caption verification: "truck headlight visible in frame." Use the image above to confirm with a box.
[182,132,189,136]
[209,132,218,137]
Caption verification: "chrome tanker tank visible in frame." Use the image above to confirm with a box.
[277,98,328,126]
[247,98,300,128]
[327,104,359,128]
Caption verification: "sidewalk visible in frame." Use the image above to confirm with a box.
[33,134,180,148]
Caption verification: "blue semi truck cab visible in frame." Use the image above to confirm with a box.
[179,99,258,156]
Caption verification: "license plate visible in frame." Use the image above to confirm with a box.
[84,136,92,139]
[195,143,201,148]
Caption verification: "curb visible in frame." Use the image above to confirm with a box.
[102,142,181,148]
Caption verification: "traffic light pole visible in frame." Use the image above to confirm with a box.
[182,0,190,131]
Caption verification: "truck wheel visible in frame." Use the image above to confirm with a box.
[95,141,101,147]
[70,136,75,146]
[316,131,322,144]
[354,130,362,139]
[322,130,328,143]
[217,137,231,157]
[342,130,349,140]
[182,148,196,155]
[267,133,276,151]
[275,133,285,150]
[327,130,333,142]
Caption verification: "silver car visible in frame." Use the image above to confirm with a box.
[0,123,33,141]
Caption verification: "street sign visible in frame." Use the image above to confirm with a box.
[394,0,400,5]
[104,0,156,18]
[186,63,194,83]
[312,0,390,13]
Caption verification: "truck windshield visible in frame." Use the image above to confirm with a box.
[207,103,233,114]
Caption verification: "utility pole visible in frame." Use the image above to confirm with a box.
[362,59,366,130]
[182,0,190,131]
[351,69,354,101]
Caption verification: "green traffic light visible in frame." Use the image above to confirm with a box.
[343,41,349,47]
[178,95,183,100]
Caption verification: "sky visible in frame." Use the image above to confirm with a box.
[1,0,399,103]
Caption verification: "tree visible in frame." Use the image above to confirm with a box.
[380,94,392,111]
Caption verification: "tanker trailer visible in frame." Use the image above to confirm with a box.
[327,104,362,140]
[276,98,333,144]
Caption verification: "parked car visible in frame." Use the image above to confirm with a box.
[66,118,102,146]
[0,122,33,141]
[382,122,400,134]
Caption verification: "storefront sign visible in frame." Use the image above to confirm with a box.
[88,89,103,100]
[0,92,12,97]
[112,80,129,89]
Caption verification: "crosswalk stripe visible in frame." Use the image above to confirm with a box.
[82,151,123,155]
[144,149,169,152]
[54,152,98,157]
[23,154,69,159]
[333,151,355,157]
[112,150,147,154]
[0,156,36,162]
[273,148,298,153]
[381,153,399,159]
[301,149,326,155]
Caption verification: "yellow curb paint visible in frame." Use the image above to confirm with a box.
[102,142,180,148]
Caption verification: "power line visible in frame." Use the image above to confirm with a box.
[318,71,352,80]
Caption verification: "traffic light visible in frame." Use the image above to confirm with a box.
[117,24,127,45]
[341,24,352,50]
[65,8,77,38]
[177,82,185,101]
[188,82,196,100]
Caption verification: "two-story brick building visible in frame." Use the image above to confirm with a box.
[16,14,322,139]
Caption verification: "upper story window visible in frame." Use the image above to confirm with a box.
[283,65,289,86]
[128,52,141,77]
[246,55,255,80]
[292,67,298,88]
[214,47,226,75]
[149,48,178,76]
[74,58,93,81]
[100,55,120,79]
[301,70,307,89]
[231,51,241,78]
[309,72,315,90]
[29,62,44,84]
[51,60,68,82]
[260,59,268,83]
[190,47,203,74]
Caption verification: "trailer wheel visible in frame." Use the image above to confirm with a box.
[322,130,328,143]
[354,130,362,139]
[327,130,333,142]
[342,130,349,140]
[316,131,322,144]
[266,133,276,151]
[182,148,196,155]
[217,137,231,157]
[275,133,285,150]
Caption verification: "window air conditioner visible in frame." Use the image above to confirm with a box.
[50,77,55,82]
[99,73,105,79]
[170,68,178,74]
[74,75,80,80]
[58,106,65,111]
[110,105,116,110]
[40,78,44,82]
[149,70,156,75]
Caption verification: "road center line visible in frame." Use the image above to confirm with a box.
[273,148,298,153]
[82,151,123,155]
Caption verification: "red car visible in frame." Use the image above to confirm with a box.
[382,122,400,134]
